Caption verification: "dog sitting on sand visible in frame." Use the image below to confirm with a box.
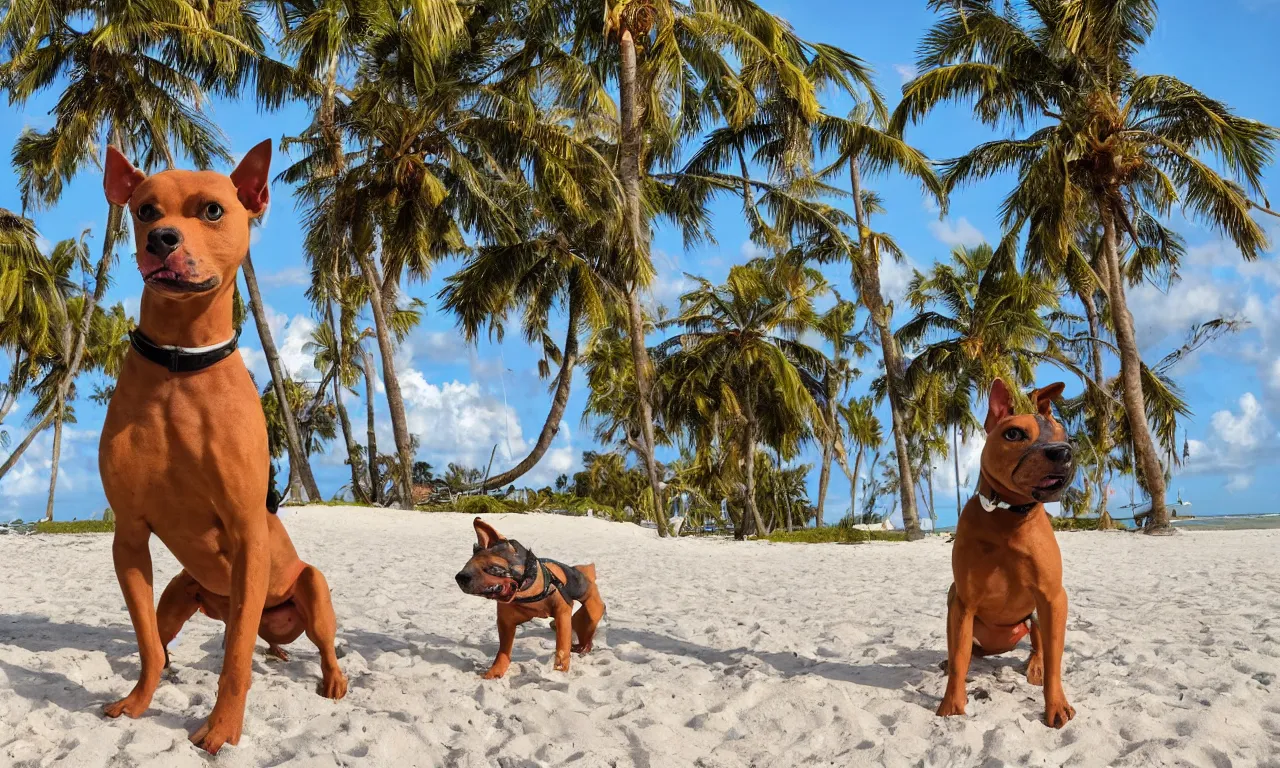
[98,141,347,754]
[455,517,605,678]
[937,379,1077,728]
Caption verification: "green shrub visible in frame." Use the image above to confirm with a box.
[767,527,907,544]
[36,520,115,534]
[457,495,521,515]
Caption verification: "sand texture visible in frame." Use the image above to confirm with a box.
[1,507,1278,766]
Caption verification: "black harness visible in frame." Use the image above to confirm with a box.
[515,556,586,605]
[129,328,241,373]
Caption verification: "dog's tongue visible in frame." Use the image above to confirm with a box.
[1036,476,1063,489]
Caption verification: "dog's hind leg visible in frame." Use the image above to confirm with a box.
[291,564,348,699]
[156,570,202,669]
[571,586,605,655]
[1025,615,1044,686]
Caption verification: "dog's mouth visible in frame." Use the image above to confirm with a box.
[144,268,220,294]
[479,580,517,602]
[1031,474,1069,499]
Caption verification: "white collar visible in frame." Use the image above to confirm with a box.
[153,336,237,354]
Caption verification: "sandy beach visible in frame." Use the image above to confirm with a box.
[1,507,1278,767]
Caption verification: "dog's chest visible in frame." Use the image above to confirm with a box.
[99,354,268,518]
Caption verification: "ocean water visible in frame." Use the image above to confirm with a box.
[1170,513,1280,531]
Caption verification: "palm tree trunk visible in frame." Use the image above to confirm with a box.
[0,193,118,482]
[325,300,366,503]
[618,28,669,538]
[359,344,381,504]
[43,408,63,522]
[848,158,922,539]
[473,294,581,489]
[816,440,832,528]
[242,253,321,502]
[0,355,27,423]
[742,416,768,537]
[1080,290,1111,519]
[850,446,864,521]
[953,425,963,517]
[1100,203,1170,534]
[358,251,414,509]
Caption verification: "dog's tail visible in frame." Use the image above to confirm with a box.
[574,563,597,583]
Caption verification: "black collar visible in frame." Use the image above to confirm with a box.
[129,328,241,373]
[977,476,1039,516]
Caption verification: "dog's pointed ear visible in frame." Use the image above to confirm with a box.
[1033,382,1065,418]
[984,378,1013,434]
[473,517,505,549]
[230,139,272,217]
[105,146,146,207]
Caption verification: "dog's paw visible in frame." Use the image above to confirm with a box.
[266,645,290,662]
[190,712,243,755]
[935,697,967,717]
[1026,655,1044,686]
[482,664,509,680]
[572,642,593,655]
[1043,698,1075,729]
[103,689,152,719]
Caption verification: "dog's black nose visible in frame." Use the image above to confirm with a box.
[455,571,471,588]
[1044,443,1072,463]
[146,226,183,257]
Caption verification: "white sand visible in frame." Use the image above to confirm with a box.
[1,507,1278,767]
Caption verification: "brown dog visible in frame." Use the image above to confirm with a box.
[98,141,347,755]
[937,379,1077,728]
[455,518,606,678]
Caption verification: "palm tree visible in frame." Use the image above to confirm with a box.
[305,284,374,502]
[894,0,1279,533]
[659,259,827,538]
[812,299,867,527]
[839,395,882,524]
[897,242,1078,512]
[0,0,293,501]
[241,252,323,501]
[811,99,943,541]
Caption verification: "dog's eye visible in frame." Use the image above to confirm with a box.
[202,202,224,222]
[484,566,507,577]
[137,204,159,222]
[1003,428,1027,442]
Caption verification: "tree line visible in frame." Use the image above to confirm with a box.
[0,0,1274,537]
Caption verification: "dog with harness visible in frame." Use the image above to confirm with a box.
[455,518,606,678]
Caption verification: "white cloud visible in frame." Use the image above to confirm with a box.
[649,273,696,308]
[261,306,319,381]
[1210,392,1269,450]
[880,257,917,305]
[928,217,986,248]
[1126,276,1239,351]
[259,266,309,289]
[740,240,768,260]
[893,64,917,84]
[1184,392,1279,492]
[398,370,531,469]
[930,431,986,498]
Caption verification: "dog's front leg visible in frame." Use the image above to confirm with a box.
[937,584,975,717]
[484,612,518,679]
[104,523,164,719]
[1035,588,1075,728]
[552,602,574,673]
[191,515,269,754]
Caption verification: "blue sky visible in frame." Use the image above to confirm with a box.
[2,0,1278,527]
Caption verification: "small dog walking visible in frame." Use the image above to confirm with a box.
[455,517,605,678]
